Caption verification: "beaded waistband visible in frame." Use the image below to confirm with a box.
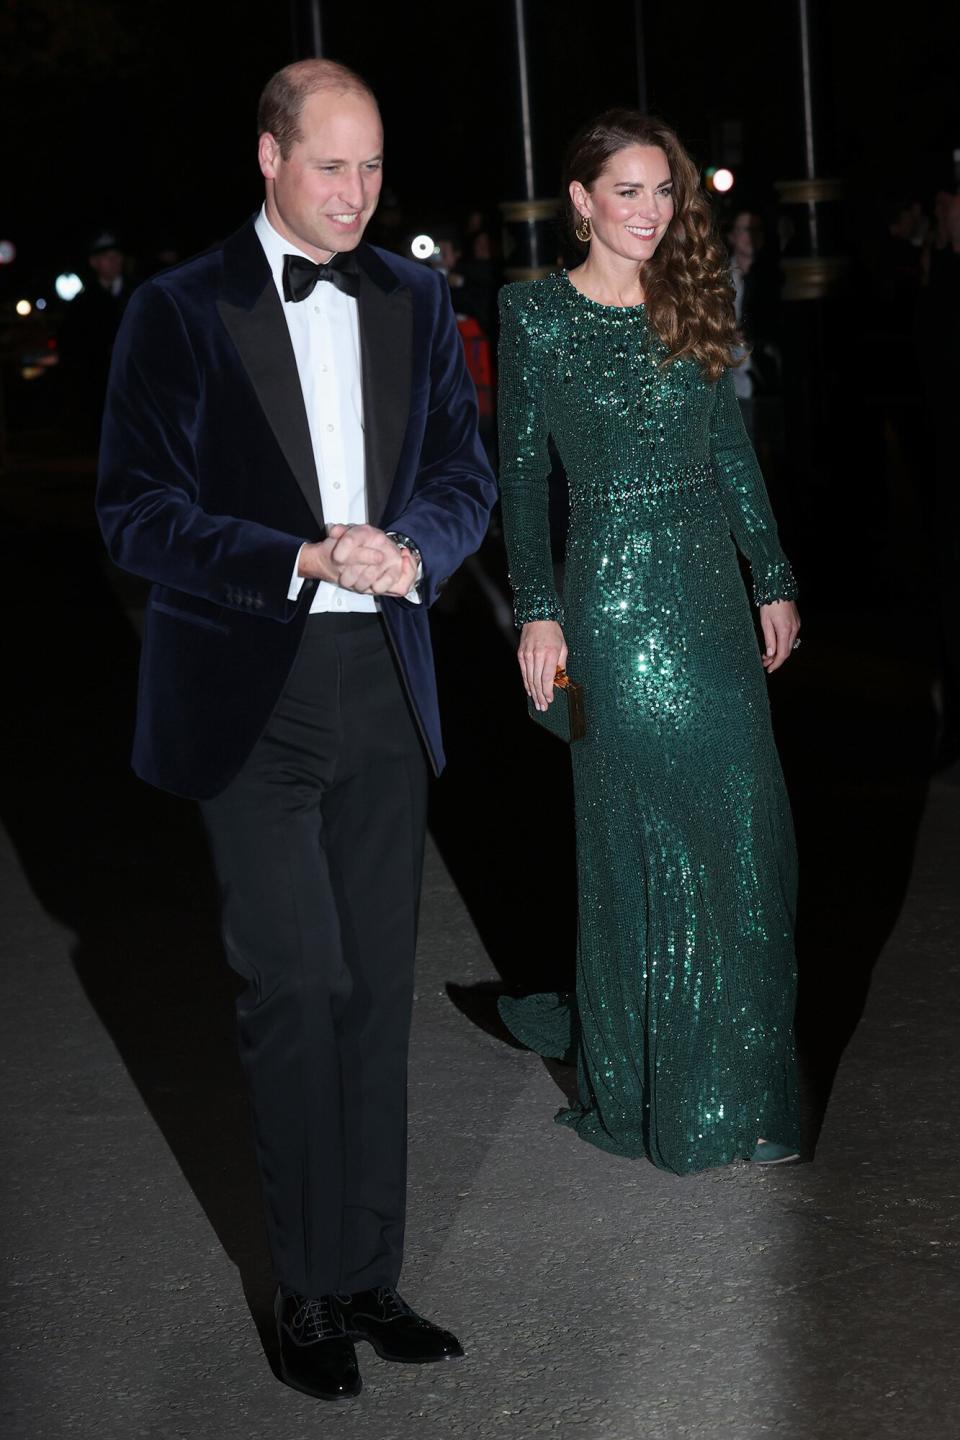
[572,463,713,510]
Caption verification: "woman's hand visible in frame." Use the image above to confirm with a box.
[519,620,568,711]
[759,599,801,673]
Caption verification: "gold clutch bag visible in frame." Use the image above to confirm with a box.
[527,667,586,743]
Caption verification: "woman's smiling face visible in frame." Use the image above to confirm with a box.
[571,144,675,262]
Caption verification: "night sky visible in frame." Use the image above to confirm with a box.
[2,0,958,283]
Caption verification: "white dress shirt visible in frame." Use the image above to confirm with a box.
[255,206,376,614]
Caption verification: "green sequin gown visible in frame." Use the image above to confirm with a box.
[497,272,800,1173]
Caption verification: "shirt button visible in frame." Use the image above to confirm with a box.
[333,481,341,489]
[335,596,342,607]
[314,305,320,314]
[326,424,334,432]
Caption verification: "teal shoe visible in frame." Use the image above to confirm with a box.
[751,1140,800,1165]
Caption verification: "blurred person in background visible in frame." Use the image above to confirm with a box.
[866,196,926,340]
[433,222,498,459]
[726,208,782,445]
[58,228,134,447]
[464,207,496,262]
[435,223,498,339]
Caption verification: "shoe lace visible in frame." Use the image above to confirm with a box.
[291,1295,340,1343]
[373,1286,417,1321]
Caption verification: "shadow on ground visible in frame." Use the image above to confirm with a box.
[0,508,278,1345]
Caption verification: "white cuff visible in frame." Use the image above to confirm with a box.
[288,545,306,601]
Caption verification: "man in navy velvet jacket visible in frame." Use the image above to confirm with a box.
[97,59,496,1402]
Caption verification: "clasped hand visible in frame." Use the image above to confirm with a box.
[298,524,418,597]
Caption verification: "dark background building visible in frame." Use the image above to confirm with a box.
[1,0,957,276]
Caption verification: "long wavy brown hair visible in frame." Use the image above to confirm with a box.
[564,110,740,381]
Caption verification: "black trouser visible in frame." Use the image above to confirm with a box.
[201,614,428,1297]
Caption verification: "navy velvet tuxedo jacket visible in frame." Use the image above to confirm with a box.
[97,218,496,799]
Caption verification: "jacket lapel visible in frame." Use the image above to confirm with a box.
[217,220,325,533]
[215,224,414,536]
[355,246,412,528]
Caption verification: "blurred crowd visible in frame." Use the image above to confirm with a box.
[0,206,507,459]
[4,184,959,459]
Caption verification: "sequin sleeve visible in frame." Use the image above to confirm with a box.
[709,368,797,606]
[497,286,565,626]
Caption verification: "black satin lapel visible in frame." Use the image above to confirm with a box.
[357,276,412,527]
[217,287,325,533]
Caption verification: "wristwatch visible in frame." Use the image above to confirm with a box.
[385,532,423,590]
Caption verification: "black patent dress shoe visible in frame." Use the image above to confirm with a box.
[336,1286,464,1363]
[275,1291,362,1400]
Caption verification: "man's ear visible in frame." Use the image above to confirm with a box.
[258,132,281,181]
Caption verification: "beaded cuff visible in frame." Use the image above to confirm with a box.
[513,594,565,628]
[752,559,798,608]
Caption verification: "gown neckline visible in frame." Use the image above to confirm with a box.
[559,268,646,312]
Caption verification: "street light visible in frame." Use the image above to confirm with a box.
[704,166,735,195]
[55,272,84,301]
[410,234,437,261]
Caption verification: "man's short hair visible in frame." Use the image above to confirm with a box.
[257,59,378,157]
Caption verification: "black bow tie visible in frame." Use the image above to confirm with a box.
[282,252,360,302]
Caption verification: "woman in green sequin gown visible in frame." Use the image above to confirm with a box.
[497,111,801,1174]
